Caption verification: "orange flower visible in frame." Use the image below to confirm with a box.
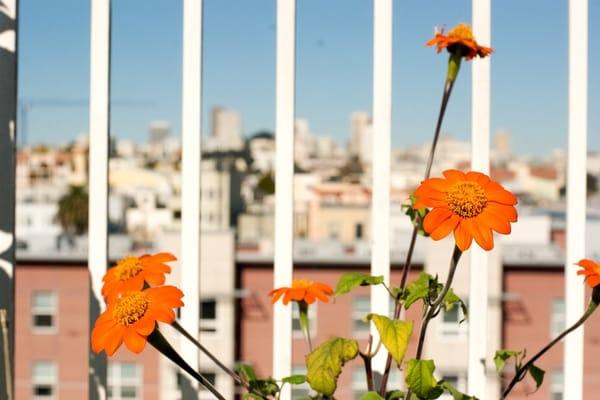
[427,23,492,60]
[576,259,600,288]
[414,170,517,251]
[102,253,176,300]
[269,279,333,305]
[91,286,184,356]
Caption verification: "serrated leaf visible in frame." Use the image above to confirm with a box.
[493,349,522,374]
[360,392,385,400]
[443,289,468,323]
[405,359,444,399]
[367,314,413,365]
[402,272,440,309]
[528,364,545,392]
[237,363,257,382]
[282,374,307,385]
[306,337,359,396]
[385,390,405,399]
[440,380,478,399]
[335,272,385,297]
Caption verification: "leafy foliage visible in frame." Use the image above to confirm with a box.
[237,363,279,398]
[306,337,359,396]
[335,272,385,297]
[443,288,468,323]
[402,194,429,237]
[367,314,413,365]
[56,185,88,235]
[405,359,478,400]
[401,272,442,309]
[493,349,545,393]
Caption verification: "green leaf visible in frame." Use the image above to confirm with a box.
[306,337,359,396]
[440,380,478,399]
[335,272,385,297]
[282,374,307,385]
[527,364,545,392]
[443,289,468,323]
[402,272,440,309]
[367,314,413,365]
[237,363,258,383]
[360,392,385,400]
[403,194,430,237]
[493,349,522,374]
[405,359,444,399]
[385,391,405,399]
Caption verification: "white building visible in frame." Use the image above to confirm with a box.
[206,107,244,152]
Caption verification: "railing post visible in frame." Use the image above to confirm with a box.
[88,1,111,399]
[273,0,295,398]
[564,0,588,398]
[371,0,393,373]
[469,0,491,397]
[180,0,203,393]
[0,1,18,398]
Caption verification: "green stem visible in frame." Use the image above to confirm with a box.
[298,301,313,353]
[171,321,246,387]
[380,71,458,396]
[502,292,600,398]
[147,329,226,400]
[405,246,462,400]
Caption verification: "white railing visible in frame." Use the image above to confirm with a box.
[0,0,590,399]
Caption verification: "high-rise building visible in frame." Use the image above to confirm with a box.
[209,107,244,151]
[494,129,511,162]
[348,112,372,164]
[149,120,171,144]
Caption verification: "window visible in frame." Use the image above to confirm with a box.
[198,370,217,392]
[353,296,370,337]
[108,362,142,400]
[200,299,217,333]
[550,298,565,338]
[32,291,57,333]
[551,369,563,400]
[292,302,317,338]
[439,301,467,338]
[355,223,363,239]
[32,361,56,400]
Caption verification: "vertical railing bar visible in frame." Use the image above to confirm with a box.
[564,0,588,398]
[468,0,491,397]
[371,0,393,373]
[0,0,18,397]
[180,0,203,382]
[273,1,295,398]
[88,1,111,398]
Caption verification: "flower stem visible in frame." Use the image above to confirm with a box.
[405,246,462,400]
[0,310,13,400]
[147,328,226,400]
[379,60,458,396]
[298,301,313,353]
[171,320,246,387]
[501,292,600,398]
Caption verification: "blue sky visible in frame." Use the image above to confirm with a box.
[17,0,600,155]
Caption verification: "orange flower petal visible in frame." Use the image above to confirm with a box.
[454,221,473,251]
[486,182,517,205]
[429,214,460,241]
[124,328,146,354]
[479,210,511,235]
[465,218,494,251]
[423,207,453,233]
[443,169,466,183]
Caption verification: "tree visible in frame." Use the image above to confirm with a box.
[56,185,89,235]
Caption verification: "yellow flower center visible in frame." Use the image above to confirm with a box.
[292,279,312,289]
[114,256,143,281]
[448,24,474,41]
[113,292,149,326]
[446,181,487,218]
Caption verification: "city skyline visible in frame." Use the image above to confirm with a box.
[17,0,600,155]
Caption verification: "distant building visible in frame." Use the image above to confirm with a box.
[348,112,373,165]
[149,120,171,144]
[207,107,244,152]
